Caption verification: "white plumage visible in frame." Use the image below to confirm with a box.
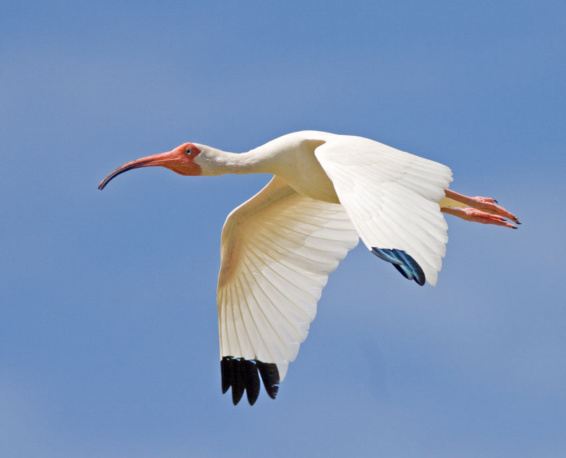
[98,130,519,405]
[314,133,452,285]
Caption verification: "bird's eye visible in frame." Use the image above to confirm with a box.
[185,147,192,155]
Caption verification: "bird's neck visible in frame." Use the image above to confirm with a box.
[195,145,278,176]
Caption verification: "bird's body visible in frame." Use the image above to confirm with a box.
[99,131,519,405]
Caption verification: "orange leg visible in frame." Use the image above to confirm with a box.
[441,189,520,229]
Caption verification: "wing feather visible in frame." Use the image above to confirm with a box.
[217,176,359,404]
[315,136,452,286]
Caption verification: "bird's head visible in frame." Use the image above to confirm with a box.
[98,142,203,190]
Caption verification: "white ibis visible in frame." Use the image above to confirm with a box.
[98,131,519,405]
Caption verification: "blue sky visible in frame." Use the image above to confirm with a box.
[2,1,565,456]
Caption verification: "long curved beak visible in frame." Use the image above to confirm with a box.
[98,151,174,190]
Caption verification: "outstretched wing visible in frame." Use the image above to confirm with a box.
[217,176,359,405]
[315,135,453,286]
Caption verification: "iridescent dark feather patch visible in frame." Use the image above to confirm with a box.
[371,247,426,286]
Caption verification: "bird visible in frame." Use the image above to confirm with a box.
[98,131,519,406]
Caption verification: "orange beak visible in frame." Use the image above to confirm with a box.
[98,149,193,190]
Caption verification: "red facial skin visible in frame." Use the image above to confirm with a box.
[98,143,202,190]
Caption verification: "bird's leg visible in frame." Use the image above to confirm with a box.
[440,189,520,229]
[441,207,518,229]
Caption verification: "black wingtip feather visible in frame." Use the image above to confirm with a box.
[231,359,245,405]
[243,360,260,405]
[221,357,279,405]
[221,358,232,394]
[257,361,280,399]
[371,247,426,286]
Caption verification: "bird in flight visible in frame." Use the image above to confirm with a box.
[98,131,519,405]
